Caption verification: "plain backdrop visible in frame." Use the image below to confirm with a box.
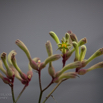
[0,0,103,103]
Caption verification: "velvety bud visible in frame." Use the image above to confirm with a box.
[45,40,53,56]
[70,33,78,42]
[11,53,22,73]
[13,67,23,81]
[65,33,72,45]
[15,39,31,62]
[39,62,46,70]
[8,50,17,67]
[54,72,77,83]
[78,37,87,47]
[65,50,74,60]
[0,60,7,75]
[72,41,79,61]
[56,61,82,77]
[85,48,103,65]
[59,72,77,80]
[48,63,55,78]
[78,69,87,75]
[0,73,11,84]
[27,70,33,81]
[79,45,87,61]
[49,31,60,44]
[29,59,38,70]
[32,57,40,63]
[87,62,103,72]
[1,52,14,78]
[44,54,61,66]
[62,37,66,42]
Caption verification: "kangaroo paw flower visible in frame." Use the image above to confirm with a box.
[49,31,60,44]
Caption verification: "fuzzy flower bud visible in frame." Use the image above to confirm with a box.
[0,60,7,75]
[85,48,103,65]
[54,72,77,83]
[32,57,40,63]
[78,69,87,75]
[48,63,55,78]
[87,62,103,72]
[11,53,27,80]
[72,41,79,61]
[59,72,77,80]
[45,40,53,56]
[65,33,71,44]
[8,50,17,67]
[56,61,82,77]
[15,39,31,62]
[44,54,61,66]
[1,52,14,78]
[0,73,11,84]
[78,37,87,47]
[79,45,87,61]
[49,31,60,44]
[68,31,78,42]
[27,70,33,81]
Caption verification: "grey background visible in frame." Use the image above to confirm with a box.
[0,0,103,103]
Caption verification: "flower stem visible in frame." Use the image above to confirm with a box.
[10,84,16,103]
[15,85,27,103]
[42,80,62,103]
[38,70,43,103]
[42,79,53,92]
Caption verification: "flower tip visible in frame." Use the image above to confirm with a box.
[83,37,87,43]
[67,30,72,34]
[1,52,6,59]
[15,39,20,44]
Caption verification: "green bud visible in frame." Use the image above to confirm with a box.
[87,62,103,72]
[62,37,66,42]
[48,63,55,78]
[85,48,103,65]
[59,72,77,80]
[79,45,87,61]
[78,37,87,47]
[44,54,61,66]
[65,33,72,44]
[11,53,28,80]
[65,50,74,60]
[0,60,7,75]
[72,41,79,61]
[8,50,17,67]
[7,51,23,81]
[13,67,23,81]
[1,52,14,78]
[11,54,27,80]
[56,61,82,77]
[49,31,60,44]
[45,40,53,56]
[15,39,31,62]
[11,53,22,73]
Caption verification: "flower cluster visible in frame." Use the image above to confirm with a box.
[0,31,103,103]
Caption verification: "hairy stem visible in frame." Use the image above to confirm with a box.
[42,79,53,92]
[10,84,15,103]
[15,85,27,103]
[38,70,43,103]
[42,80,62,103]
